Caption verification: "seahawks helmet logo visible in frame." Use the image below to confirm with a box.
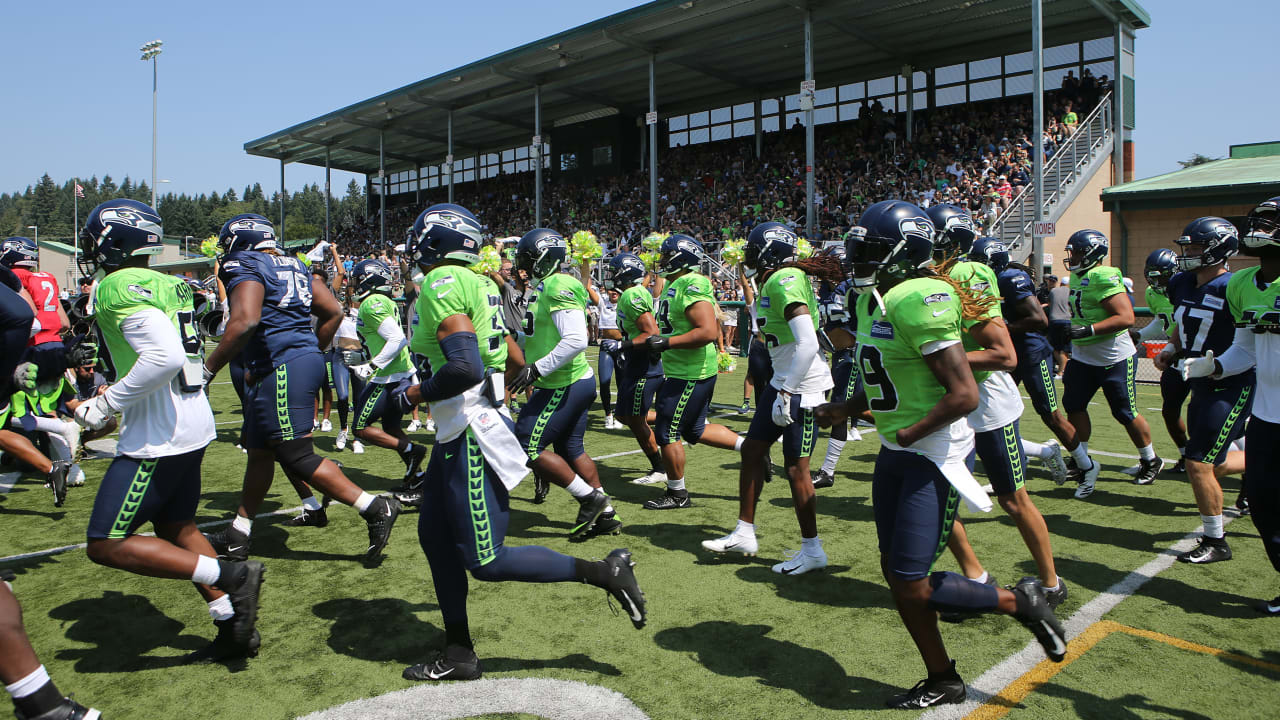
[898,218,933,243]
[676,238,700,255]
[421,211,482,243]
[762,227,797,246]
[537,233,566,251]
[228,219,275,238]
[944,214,975,233]
[100,208,162,237]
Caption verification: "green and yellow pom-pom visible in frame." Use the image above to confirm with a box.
[642,232,668,251]
[717,351,737,374]
[569,230,604,266]
[296,252,311,268]
[470,245,501,275]
[639,251,661,273]
[200,236,219,258]
[721,238,746,266]
[796,237,814,260]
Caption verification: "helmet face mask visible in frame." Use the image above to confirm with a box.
[607,253,646,289]
[926,204,977,258]
[968,237,1009,271]
[1175,217,1238,272]
[1243,197,1280,254]
[351,259,394,300]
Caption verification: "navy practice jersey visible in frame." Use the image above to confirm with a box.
[219,250,318,374]
[997,267,1052,357]
[1168,271,1237,359]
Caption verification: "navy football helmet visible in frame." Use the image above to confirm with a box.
[79,199,164,276]
[1175,216,1238,272]
[409,203,483,270]
[218,213,279,255]
[925,203,978,257]
[743,222,798,278]
[1143,248,1179,295]
[1063,229,1109,273]
[607,253,646,289]
[0,237,38,269]
[1244,196,1280,251]
[822,243,847,262]
[844,200,935,294]
[351,258,395,300]
[968,236,1010,272]
[515,228,567,280]
[658,234,703,277]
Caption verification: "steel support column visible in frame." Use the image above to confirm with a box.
[1031,0,1045,281]
[324,147,331,244]
[649,55,658,230]
[804,10,815,240]
[534,86,542,228]
[905,66,914,143]
[279,159,286,240]
[1113,22,1128,186]
[447,110,455,203]
[379,130,386,247]
[754,97,762,158]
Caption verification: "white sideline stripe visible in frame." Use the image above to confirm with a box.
[299,677,650,720]
[0,472,20,495]
[919,515,1240,720]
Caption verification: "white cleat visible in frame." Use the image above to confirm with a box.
[336,429,349,451]
[425,418,436,433]
[772,547,828,575]
[68,464,86,487]
[631,470,667,485]
[59,421,81,462]
[1074,459,1101,499]
[702,532,758,556]
[406,419,422,432]
[352,440,366,454]
[1041,440,1069,486]
[849,427,863,442]
[320,418,332,432]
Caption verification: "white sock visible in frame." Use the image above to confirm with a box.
[1177,445,1186,458]
[207,595,234,622]
[353,492,376,513]
[1202,514,1225,539]
[604,504,614,513]
[1045,582,1061,593]
[822,439,846,474]
[801,536,822,554]
[734,519,755,539]
[565,476,594,498]
[668,476,687,491]
[5,665,50,699]
[970,570,990,583]
[1070,443,1091,467]
[302,496,323,511]
[1138,444,1156,461]
[1021,439,1049,459]
[231,515,253,536]
[191,555,221,585]
[733,436,744,452]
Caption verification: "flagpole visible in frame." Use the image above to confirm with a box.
[73,179,79,285]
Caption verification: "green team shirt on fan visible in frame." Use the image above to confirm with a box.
[853,278,963,445]
[657,272,718,380]
[356,293,413,379]
[413,265,509,374]
[948,261,1002,383]
[1068,265,1127,345]
[525,273,591,389]
[1145,285,1177,334]
[618,284,654,340]
[94,268,199,377]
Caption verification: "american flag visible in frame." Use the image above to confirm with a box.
[74,183,85,198]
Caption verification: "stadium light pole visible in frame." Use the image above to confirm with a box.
[534,86,542,228]
[804,10,815,241]
[649,55,657,231]
[1031,0,1045,282]
[139,40,163,210]
[379,131,387,247]
[280,160,287,243]
[27,226,37,246]
[324,146,331,244]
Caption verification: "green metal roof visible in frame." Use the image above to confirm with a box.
[1102,143,1280,205]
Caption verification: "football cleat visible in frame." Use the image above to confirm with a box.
[13,696,102,720]
[884,662,966,709]
[533,473,550,503]
[1073,459,1100,499]
[602,548,647,629]
[335,429,349,451]
[1041,441,1069,486]
[570,490,609,539]
[183,621,261,664]
[352,440,365,454]
[643,489,692,510]
[574,510,623,542]
[701,532,758,556]
[1170,456,1186,474]
[1256,595,1280,616]
[771,547,828,575]
[360,495,402,562]
[401,444,428,484]
[204,524,251,562]
[940,574,998,623]
[1011,577,1067,662]
[406,419,422,433]
[67,464,86,488]
[48,460,70,508]
[631,470,667,485]
[403,645,483,682]
[1235,486,1250,516]
[285,507,328,527]
[739,400,751,415]
[1177,536,1232,564]
[424,418,436,433]
[811,469,835,489]
[1133,456,1164,486]
[216,560,264,647]
[1045,578,1069,610]
[320,418,332,432]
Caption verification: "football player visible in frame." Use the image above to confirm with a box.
[2,571,100,720]
[1140,249,1189,472]
[1153,218,1251,564]
[812,244,862,490]
[202,214,401,564]
[816,200,1066,709]
[74,199,263,663]
[643,234,746,509]
[701,222,834,573]
[1061,229,1161,496]
[584,261,624,430]
[390,204,645,681]
[1,236,71,385]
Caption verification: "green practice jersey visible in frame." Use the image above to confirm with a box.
[524,273,591,389]
[1227,265,1280,327]
[853,278,963,445]
[755,267,820,346]
[656,272,718,380]
[357,293,413,379]
[413,265,509,375]
[618,284,654,341]
[94,268,201,379]
[1145,285,1177,335]
[948,261,1003,383]
[1068,265,1128,345]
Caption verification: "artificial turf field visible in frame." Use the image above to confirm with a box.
[1,351,1278,719]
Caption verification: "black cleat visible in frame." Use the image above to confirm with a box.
[360,495,402,561]
[1177,536,1232,564]
[1236,485,1250,516]
[885,661,966,709]
[602,548,647,629]
[393,486,424,508]
[739,400,750,415]
[940,574,997,623]
[811,468,835,489]
[183,620,260,664]
[215,560,264,647]
[573,511,623,542]
[403,644,483,682]
[14,696,102,720]
[1133,456,1164,485]
[1011,577,1067,662]
[204,524,251,562]
[1170,456,1186,474]
[1045,578,1069,610]
[48,460,70,508]
[532,473,550,504]
[284,507,328,527]
[642,489,692,510]
[401,444,428,484]
[570,490,609,539]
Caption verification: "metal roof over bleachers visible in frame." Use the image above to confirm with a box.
[244,0,1150,174]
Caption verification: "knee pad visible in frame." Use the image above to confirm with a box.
[276,436,324,478]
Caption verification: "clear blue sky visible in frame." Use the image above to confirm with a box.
[1,0,1272,199]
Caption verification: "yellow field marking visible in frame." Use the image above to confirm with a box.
[963,620,1280,720]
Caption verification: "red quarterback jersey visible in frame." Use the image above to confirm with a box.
[13,268,63,345]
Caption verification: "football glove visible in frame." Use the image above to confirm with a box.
[508,364,541,393]
[350,363,374,381]
[644,335,670,356]
[771,390,794,427]
[1178,350,1217,381]
[600,339,622,356]
[12,362,37,392]
[1069,324,1095,340]
[74,394,114,431]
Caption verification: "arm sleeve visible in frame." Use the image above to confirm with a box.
[371,316,408,369]
[103,307,185,412]
[534,309,588,376]
[1215,328,1257,378]
[781,315,820,393]
[416,332,484,402]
